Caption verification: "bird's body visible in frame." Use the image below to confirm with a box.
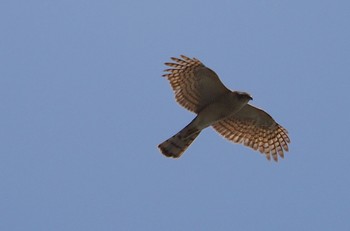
[194,92,252,129]
[158,55,290,161]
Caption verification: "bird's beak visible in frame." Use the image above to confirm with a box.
[249,95,253,100]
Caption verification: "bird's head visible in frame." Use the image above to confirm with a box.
[236,91,253,102]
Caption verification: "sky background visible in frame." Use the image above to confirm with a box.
[1,0,350,230]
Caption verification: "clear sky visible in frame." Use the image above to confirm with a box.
[1,0,350,230]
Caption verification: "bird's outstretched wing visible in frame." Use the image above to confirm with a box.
[162,55,229,113]
[212,104,290,161]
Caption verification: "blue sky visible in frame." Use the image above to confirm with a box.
[1,0,350,230]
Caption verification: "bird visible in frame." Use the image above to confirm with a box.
[158,55,290,161]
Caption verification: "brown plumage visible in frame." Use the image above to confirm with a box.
[158,55,290,161]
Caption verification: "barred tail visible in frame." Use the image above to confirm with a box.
[158,124,200,158]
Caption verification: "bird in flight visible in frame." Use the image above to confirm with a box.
[158,55,290,161]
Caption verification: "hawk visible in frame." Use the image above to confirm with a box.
[158,55,290,161]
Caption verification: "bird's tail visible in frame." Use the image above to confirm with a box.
[158,123,200,158]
